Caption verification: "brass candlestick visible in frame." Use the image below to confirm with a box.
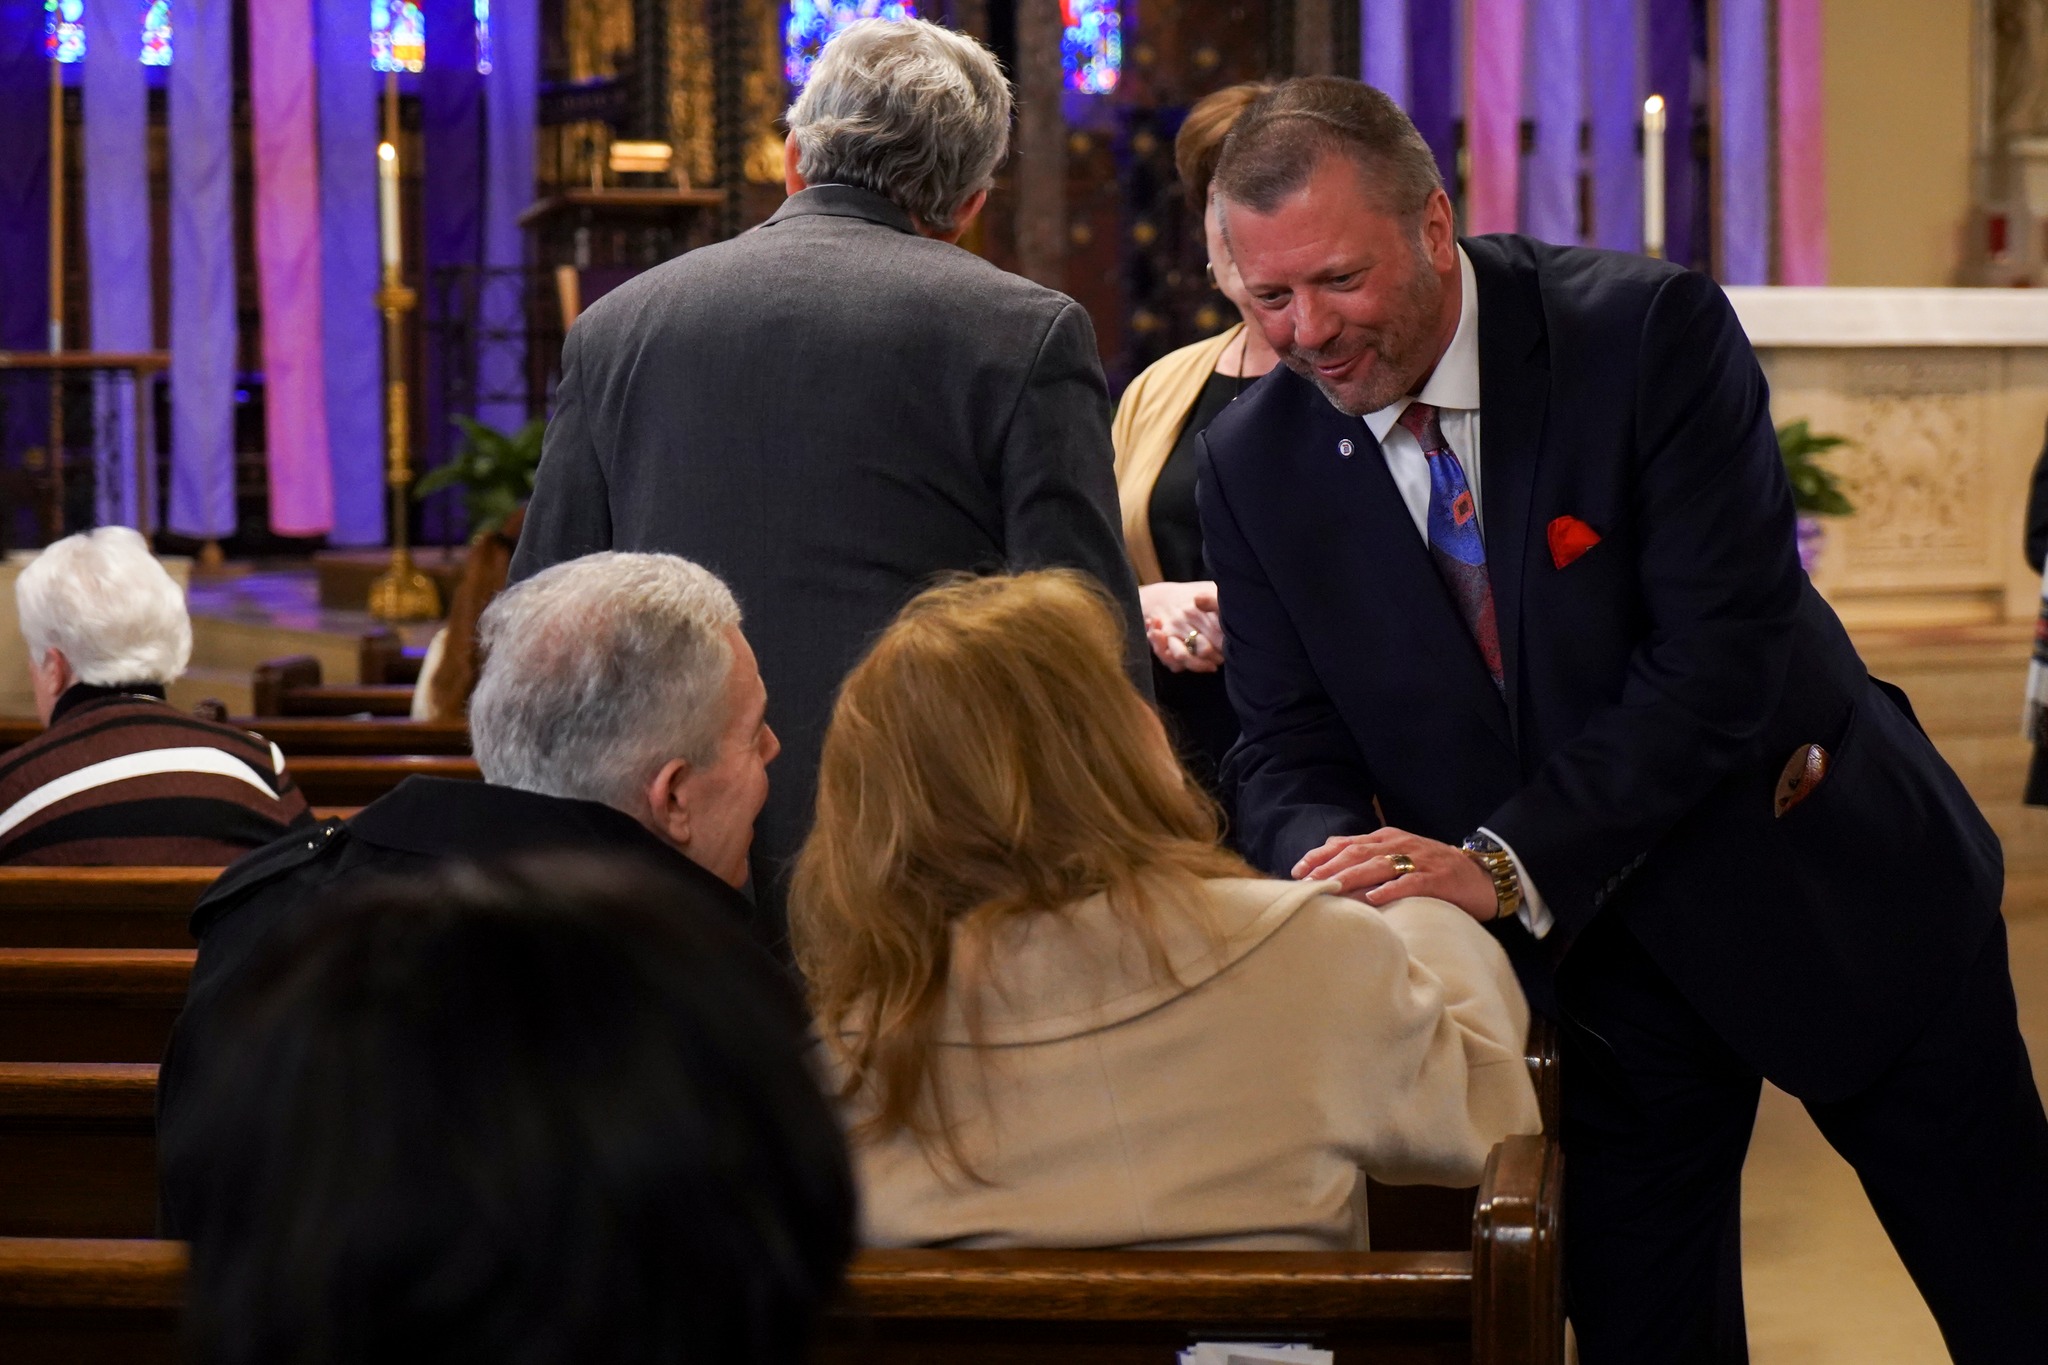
[367,73,440,623]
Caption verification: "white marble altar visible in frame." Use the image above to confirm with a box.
[1726,286,2048,629]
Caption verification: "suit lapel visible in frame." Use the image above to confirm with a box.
[1467,237,1550,735]
[1289,394,1515,754]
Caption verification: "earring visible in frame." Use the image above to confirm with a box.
[1205,262,1218,289]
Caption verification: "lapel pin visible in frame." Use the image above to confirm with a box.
[1337,438,1354,458]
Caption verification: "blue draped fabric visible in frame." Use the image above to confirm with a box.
[1585,0,1641,253]
[0,2,49,547]
[318,0,386,545]
[1406,0,1456,189]
[168,0,237,538]
[1361,0,1407,107]
[85,0,154,529]
[477,0,536,439]
[1646,0,1693,267]
[1522,0,1581,245]
[420,0,484,543]
[1716,0,1769,282]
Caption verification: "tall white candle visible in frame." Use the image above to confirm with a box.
[1643,94,1666,259]
[378,141,401,272]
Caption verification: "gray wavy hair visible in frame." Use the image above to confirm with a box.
[470,553,743,812]
[786,18,1011,234]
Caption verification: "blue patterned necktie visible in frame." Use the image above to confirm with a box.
[1397,401,1503,691]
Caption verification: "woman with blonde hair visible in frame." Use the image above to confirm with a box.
[792,571,1539,1250]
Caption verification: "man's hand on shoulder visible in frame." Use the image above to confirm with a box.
[1292,828,1499,924]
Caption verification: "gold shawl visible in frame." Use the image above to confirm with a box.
[1110,324,1245,586]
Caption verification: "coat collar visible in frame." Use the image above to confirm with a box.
[931,877,1334,1045]
[348,777,750,914]
[761,184,918,236]
[1461,234,1551,731]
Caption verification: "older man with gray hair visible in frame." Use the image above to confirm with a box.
[512,18,1145,947]
[157,552,781,1228]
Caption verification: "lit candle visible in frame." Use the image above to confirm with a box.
[378,141,401,272]
[1642,94,1666,260]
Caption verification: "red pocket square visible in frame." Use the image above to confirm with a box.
[1548,515,1602,569]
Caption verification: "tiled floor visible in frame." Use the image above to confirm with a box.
[1738,631,2048,1364]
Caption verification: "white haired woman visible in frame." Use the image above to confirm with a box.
[1,528,311,865]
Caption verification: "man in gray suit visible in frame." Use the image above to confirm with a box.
[511,18,1144,943]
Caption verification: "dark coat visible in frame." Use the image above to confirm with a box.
[1198,235,2002,1103]
[157,777,754,1235]
[509,185,1146,940]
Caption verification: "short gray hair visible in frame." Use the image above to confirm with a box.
[786,18,1011,233]
[469,553,744,811]
[15,527,192,685]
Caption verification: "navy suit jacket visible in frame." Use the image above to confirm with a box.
[1198,235,2002,1101]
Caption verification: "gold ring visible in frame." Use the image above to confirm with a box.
[1184,630,1204,652]
[1386,853,1416,877]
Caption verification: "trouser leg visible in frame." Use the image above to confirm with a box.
[1803,918,2048,1365]
[1557,914,1762,1365]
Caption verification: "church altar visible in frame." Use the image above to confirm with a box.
[1726,287,2048,630]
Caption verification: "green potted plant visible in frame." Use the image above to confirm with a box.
[1777,419,1854,574]
[414,415,547,540]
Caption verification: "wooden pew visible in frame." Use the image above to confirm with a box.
[288,754,479,806]
[0,1236,183,1365]
[0,870,214,950]
[0,1065,157,1238]
[358,630,427,687]
[251,655,414,718]
[0,951,191,1063]
[0,1133,1558,1365]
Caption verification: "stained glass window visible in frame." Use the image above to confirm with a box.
[1061,0,1119,94]
[474,0,490,73]
[372,0,424,73]
[46,0,84,62]
[141,0,171,65]
[783,0,915,90]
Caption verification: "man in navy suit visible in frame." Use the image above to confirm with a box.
[1199,78,2048,1362]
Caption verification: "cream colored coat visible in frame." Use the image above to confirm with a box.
[1111,325,1244,585]
[846,876,1541,1251]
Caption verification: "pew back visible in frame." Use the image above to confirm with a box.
[0,1237,183,1365]
[0,951,191,1063]
[251,655,413,718]
[288,755,480,806]
[0,1065,157,1238]
[0,870,213,949]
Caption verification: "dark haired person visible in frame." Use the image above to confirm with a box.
[164,856,855,1365]
[1199,76,2047,1361]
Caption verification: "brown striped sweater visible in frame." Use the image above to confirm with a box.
[0,686,314,866]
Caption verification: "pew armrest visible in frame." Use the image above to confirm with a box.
[1470,1133,1564,1365]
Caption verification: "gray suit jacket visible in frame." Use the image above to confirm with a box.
[511,184,1145,940]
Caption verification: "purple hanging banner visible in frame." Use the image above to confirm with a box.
[250,0,334,537]
[318,0,385,546]
[420,0,485,544]
[1361,0,1408,105]
[1646,0,1692,267]
[1522,0,1580,244]
[1585,0,1640,253]
[1777,0,1826,283]
[85,0,155,529]
[0,1,48,355]
[478,0,537,438]
[1464,0,1525,234]
[1715,0,1768,282]
[169,0,238,539]
[1407,0,1457,191]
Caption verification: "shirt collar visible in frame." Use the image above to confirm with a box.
[1363,243,1481,443]
[50,682,168,726]
[759,184,918,236]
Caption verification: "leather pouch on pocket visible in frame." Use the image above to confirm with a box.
[1774,743,1829,817]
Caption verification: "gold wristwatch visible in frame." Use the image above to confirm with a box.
[1460,834,1524,922]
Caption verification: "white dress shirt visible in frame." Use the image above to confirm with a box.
[1360,246,1554,939]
